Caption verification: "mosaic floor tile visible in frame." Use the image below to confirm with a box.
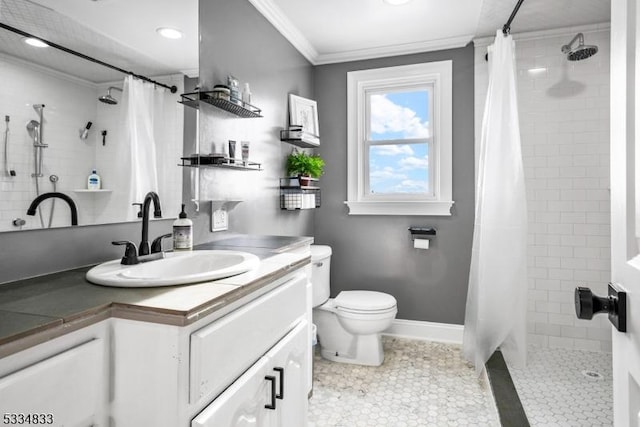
[507,346,613,426]
[308,336,500,427]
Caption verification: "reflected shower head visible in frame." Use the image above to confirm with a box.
[99,87,122,105]
[561,33,598,61]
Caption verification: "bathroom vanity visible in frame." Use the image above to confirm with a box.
[0,235,313,427]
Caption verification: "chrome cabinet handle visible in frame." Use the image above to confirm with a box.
[314,262,323,267]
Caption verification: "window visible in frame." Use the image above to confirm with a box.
[345,61,454,216]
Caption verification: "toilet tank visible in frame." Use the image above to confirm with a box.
[310,245,332,307]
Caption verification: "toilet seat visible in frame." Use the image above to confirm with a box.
[334,290,397,312]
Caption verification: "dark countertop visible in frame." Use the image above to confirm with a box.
[0,234,313,358]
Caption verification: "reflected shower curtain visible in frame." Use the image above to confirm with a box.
[463,30,528,374]
[122,75,162,216]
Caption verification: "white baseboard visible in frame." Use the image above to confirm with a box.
[383,319,464,345]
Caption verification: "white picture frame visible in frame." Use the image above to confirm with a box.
[289,94,319,137]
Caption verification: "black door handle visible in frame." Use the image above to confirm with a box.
[274,367,284,399]
[574,283,626,332]
[264,375,277,410]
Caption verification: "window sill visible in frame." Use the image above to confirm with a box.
[344,200,454,216]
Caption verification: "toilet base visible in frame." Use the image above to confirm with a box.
[319,333,385,366]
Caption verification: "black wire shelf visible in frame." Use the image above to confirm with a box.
[179,91,263,118]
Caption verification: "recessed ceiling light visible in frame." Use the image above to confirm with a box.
[24,37,48,48]
[156,27,183,40]
[383,0,412,5]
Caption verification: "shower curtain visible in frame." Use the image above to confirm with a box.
[122,75,163,216]
[463,30,528,374]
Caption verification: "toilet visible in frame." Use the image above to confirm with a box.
[311,245,397,366]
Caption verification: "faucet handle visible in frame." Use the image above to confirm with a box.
[112,241,139,265]
[132,203,143,218]
[151,233,172,254]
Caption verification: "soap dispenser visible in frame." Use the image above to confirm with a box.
[87,169,101,190]
[173,204,193,251]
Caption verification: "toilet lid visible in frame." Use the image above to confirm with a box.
[334,291,397,311]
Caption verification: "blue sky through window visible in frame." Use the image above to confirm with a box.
[368,89,430,194]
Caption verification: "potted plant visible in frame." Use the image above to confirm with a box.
[286,150,325,186]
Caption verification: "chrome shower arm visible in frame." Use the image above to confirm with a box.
[561,33,584,53]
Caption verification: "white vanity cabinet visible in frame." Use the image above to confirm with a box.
[111,268,311,427]
[192,320,308,427]
[0,322,109,427]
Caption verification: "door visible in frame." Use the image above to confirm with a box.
[191,356,276,427]
[611,1,640,425]
[266,320,309,427]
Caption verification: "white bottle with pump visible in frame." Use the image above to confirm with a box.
[87,169,101,190]
[173,204,193,251]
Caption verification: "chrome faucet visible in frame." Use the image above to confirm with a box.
[139,191,162,256]
[26,192,77,226]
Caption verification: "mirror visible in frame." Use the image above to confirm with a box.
[0,0,198,232]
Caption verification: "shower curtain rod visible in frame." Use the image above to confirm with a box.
[502,0,525,35]
[0,22,178,93]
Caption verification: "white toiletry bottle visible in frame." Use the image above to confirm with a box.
[87,169,101,190]
[173,204,193,251]
[242,83,251,106]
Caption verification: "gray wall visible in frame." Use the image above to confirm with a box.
[193,0,315,239]
[313,45,475,325]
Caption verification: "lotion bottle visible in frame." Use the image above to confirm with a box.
[173,204,193,251]
[87,169,101,190]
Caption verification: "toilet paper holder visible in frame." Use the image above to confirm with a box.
[408,226,436,240]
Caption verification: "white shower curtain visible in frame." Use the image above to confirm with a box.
[463,30,528,374]
[122,75,162,214]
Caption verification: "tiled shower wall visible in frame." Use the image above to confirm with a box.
[474,25,612,352]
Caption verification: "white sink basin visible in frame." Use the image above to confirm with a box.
[86,250,260,287]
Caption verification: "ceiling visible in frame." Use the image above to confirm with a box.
[250,0,611,64]
[0,0,198,84]
[0,0,610,82]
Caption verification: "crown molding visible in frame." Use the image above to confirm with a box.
[249,0,473,65]
[314,35,474,65]
[247,0,319,64]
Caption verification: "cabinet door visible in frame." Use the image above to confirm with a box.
[0,339,104,427]
[266,320,309,427]
[191,356,276,427]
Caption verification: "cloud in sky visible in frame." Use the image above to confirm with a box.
[371,144,414,156]
[394,179,429,193]
[370,166,407,182]
[370,94,430,139]
[399,155,429,171]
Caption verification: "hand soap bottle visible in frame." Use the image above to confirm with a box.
[87,169,101,190]
[173,204,193,251]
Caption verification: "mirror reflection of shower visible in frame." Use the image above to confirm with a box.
[25,104,57,228]
[99,87,123,105]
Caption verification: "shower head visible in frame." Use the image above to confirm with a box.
[32,104,45,112]
[99,87,122,105]
[561,33,598,61]
[26,120,40,145]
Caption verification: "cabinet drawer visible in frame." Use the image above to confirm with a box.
[0,339,104,427]
[190,273,307,404]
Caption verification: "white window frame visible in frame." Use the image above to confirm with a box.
[345,61,454,216]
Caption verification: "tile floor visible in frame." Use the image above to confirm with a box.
[308,336,500,426]
[507,346,613,426]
